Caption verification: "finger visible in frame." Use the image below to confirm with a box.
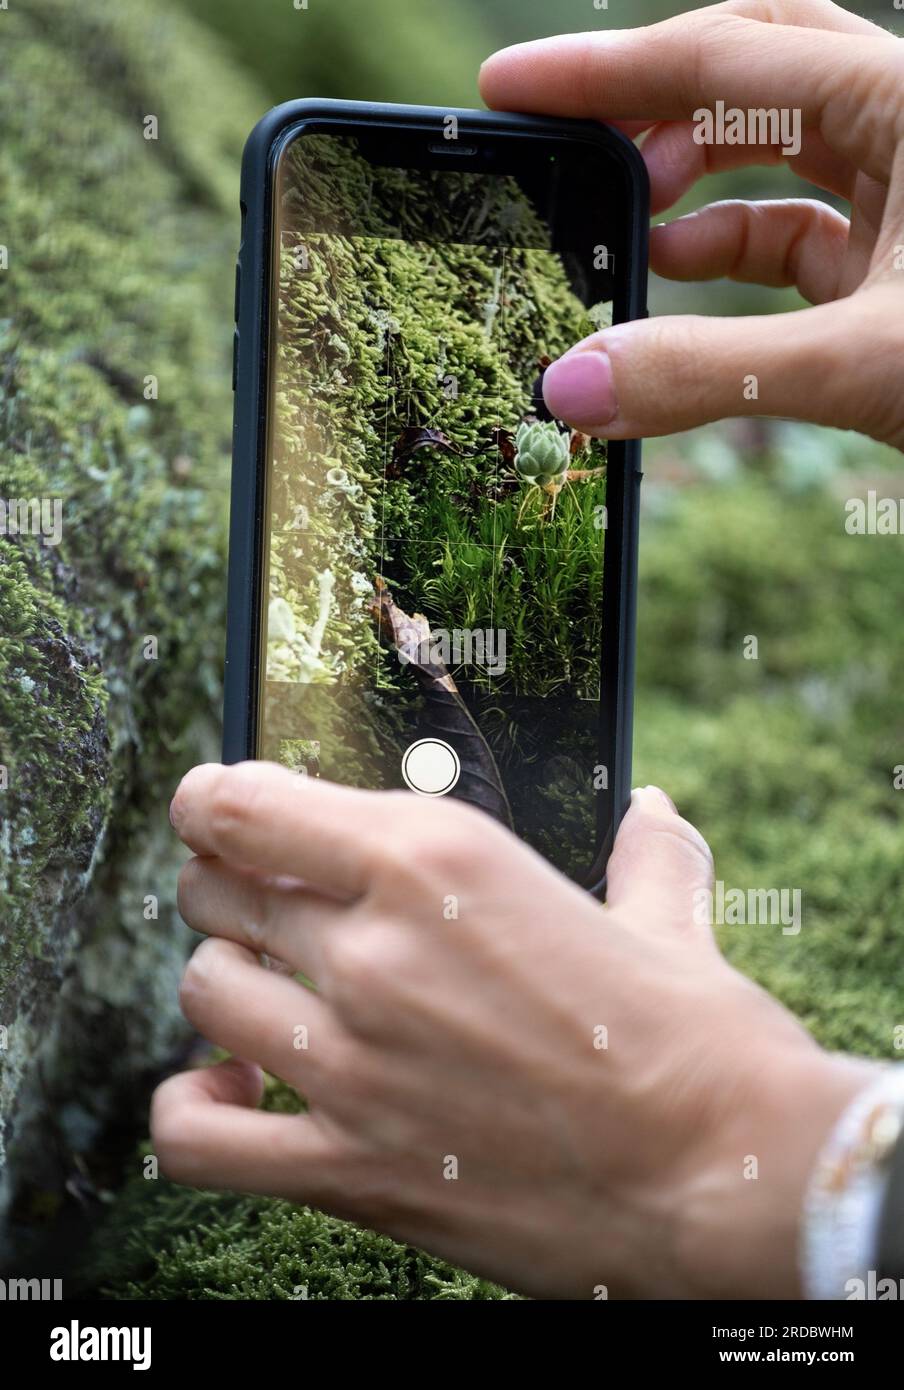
[479,12,898,180]
[170,761,391,896]
[179,937,337,1090]
[716,0,887,37]
[641,120,859,215]
[650,199,850,305]
[606,786,715,941]
[151,1058,338,1201]
[612,119,658,139]
[540,296,867,439]
[178,855,344,978]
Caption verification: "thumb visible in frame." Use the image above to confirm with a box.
[542,300,862,440]
[606,786,715,943]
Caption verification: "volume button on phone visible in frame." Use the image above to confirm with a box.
[234,261,241,322]
[232,329,239,392]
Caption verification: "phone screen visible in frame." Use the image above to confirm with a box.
[257,124,634,886]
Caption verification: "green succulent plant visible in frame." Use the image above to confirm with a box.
[514,420,570,486]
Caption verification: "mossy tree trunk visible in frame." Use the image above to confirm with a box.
[0,0,516,1297]
[0,0,261,1262]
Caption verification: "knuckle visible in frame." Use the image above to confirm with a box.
[683,12,745,107]
[732,0,797,21]
[823,47,904,159]
[376,796,499,891]
[321,925,377,998]
[653,814,715,875]
[333,1160,417,1228]
[321,921,407,1026]
[405,823,467,883]
[615,809,714,882]
[619,316,714,428]
[306,1032,361,1099]
[825,292,904,443]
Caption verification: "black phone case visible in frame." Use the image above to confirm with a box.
[224,99,649,892]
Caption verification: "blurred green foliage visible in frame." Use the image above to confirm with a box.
[634,474,904,1054]
[185,0,493,107]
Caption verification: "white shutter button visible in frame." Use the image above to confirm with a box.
[401,739,461,797]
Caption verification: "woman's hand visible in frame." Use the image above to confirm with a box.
[152,763,873,1299]
[479,0,904,449]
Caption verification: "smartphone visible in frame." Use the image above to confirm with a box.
[225,99,648,894]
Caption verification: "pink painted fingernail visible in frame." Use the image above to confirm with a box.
[542,349,617,428]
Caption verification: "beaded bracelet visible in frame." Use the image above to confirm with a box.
[801,1065,904,1300]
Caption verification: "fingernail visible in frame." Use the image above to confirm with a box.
[631,785,678,814]
[169,794,182,829]
[542,349,617,428]
[646,784,678,813]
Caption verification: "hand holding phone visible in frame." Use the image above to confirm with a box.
[226,100,648,890]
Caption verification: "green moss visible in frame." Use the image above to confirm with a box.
[0,0,259,1197]
[80,1179,514,1301]
[77,1081,514,1301]
[0,0,257,978]
[0,0,256,978]
[267,138,604,705]
[634,478,904,1059]
[261,137,608,880]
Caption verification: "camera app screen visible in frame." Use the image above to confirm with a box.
[260,132,614,883]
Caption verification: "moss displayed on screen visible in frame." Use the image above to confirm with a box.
[259,134,612,883]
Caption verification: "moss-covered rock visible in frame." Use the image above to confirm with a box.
[0,0,259,1250]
